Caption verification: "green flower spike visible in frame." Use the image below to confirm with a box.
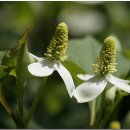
[92,36,117,75]
[44,22,68,62]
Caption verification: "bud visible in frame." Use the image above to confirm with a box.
[105,86,117,103]
[109,120,121,129]
[92,36,117,75]
[44,22,68,62]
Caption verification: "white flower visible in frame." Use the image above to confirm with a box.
[74,36,130,103]
[28,54,75,97]
[28,23,75,97]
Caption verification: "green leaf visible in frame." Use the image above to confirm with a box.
[0,51,7,65]
[16,30,33,119]
[0,65,7,80]
[62,60,85,85]
[0,63,16,114]
[0,86,12,114]
[2,46,18,67]
[16,30,32,83]
[1,42,36,78]
[67,36,102,74]
[67,35,130,77]
[1,47,18,77]
[116,52,130,77]
[123,48,130,59]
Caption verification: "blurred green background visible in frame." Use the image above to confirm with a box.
[1,1,130,128]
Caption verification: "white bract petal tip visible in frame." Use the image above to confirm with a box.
[77,74,95,81]
[107,74,130,93]
[55,62,75,97]
[29,53,43,61]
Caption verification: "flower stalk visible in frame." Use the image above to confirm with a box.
[25,77,48,127]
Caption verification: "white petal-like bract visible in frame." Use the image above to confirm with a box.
[55,62,75,97]
[106,74,130,93]
[28,58,54,77]
[77,74,95,81]
[29,53,43,61]
[74,76,107,103]
[106,74,130,84]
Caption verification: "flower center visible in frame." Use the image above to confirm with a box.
[44,22,68,62]
[92,36,117,75]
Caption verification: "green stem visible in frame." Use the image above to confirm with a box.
[112,95,123,112]
[25,77,48,128]
[94,89,106,128]
[17,82,24,123]
[90,99,96,127]
[100,95,123,128]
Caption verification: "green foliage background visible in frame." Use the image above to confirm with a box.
[0,1,130,128]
